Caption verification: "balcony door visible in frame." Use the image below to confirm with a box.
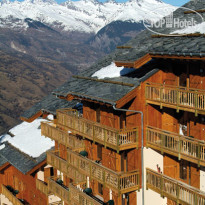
[121,152,127,172]
[179,72,188,87]
[120,113,126,129]
[176,65,189,88]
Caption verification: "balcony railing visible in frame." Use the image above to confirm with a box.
[146,126,205,167]
[66,149,140,194]
[36,179,49,196]
[1,185,24,205]
[41,122,84,150]
[48,177,69,204]
[48,179,102,205]
[145,83,205,116]
[47,149,139,194]
[146,168,205,205]
[47,151,86,184]
[56,109,138,152]
[69,184,102,205]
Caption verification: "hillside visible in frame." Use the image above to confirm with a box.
[0,0,175,134]
[0,50,73,134]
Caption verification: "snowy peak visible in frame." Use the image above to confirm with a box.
[105,0,117,4]
[0,0,176,33]
[19,0,57,4]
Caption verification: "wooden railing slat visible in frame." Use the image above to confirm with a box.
[56,109,138,151]
[146,168,205,205]
[1,185,24,205]
[146,126,205,166]
[36,179,49,195]
[47,150,139,194]
[145,83,205,114]
[41,122,84,150]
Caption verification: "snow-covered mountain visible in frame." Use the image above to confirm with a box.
[0,0,176,33]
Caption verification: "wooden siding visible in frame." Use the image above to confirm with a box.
[0,165,47,205]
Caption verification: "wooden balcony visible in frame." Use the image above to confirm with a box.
[47,151,86,184]
[47,149,139,194]
[48,179,102,205]
[146,168,205,204]
[56,109,138,152]
[146,126,205,167]
[1,184,24,205]
[48,177,69,204]
[66,149,140,194]
[36,179,49,196]
[69,184,102,205]
[145,83,205,116]
[41,122,84,151]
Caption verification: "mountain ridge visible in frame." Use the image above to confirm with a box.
[0,0,176,33]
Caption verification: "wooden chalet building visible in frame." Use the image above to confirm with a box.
[0,95,76,205]
[1,0,205,205]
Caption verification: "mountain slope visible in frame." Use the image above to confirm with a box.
[0,49,74,135]
[89,20,145,53]
[0,0,176,134]
[0,0,175,33]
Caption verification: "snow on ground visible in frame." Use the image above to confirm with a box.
[91,62,136,79]
[0,118,54,158]
[172,22,205,34]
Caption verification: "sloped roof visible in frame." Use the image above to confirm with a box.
[21,94,78,121]
[0,142,52,174]
[0,154,7,167]
[115,0,205,61]
[53,66,159,105]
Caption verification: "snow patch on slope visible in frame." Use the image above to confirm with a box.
[92,62,135,79]
[0,0,176,33]
[172,22,205,34]
[0,118,54,158]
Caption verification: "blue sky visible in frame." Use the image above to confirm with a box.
[162,0,189,6]
[60,0,189,6]
[9,0,190,6]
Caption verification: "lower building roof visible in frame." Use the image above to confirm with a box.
[0,142,52,174]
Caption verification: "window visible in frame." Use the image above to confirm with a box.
[98,183,103,195]
[180,160,187,180]
[96,108,101,123]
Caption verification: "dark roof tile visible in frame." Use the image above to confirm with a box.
[21,94,78,120]
[0,142,53,174]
